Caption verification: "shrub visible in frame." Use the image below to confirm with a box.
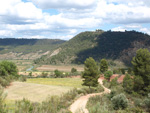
[41,72,48,78]
[143,93,150,112]
[0,77,10,87]
[107,90,116,100]
[54,69,63,78]
[111,93,128,110]
[71,68,77,73]
[123,74,134,94]
[104,71,113,81]
[19,75,27,82]
[110,78,118,88]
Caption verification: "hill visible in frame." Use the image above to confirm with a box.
[34,30,150,65]
[0,38,65,60]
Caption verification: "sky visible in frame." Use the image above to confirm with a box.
[0,0,150,40]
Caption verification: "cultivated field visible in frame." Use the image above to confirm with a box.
[36,65,84,72]
[5,82,72,102]
[5,78,83,103]
[27,78,83,88]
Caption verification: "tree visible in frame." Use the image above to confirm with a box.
[100,59,108,73]
[0,61,18,77]
[82,57,99,88]
[71,68,77,73]
[54,69,62,78]
[132,48,150,93]
[104,71,113,81]
[123,74,134,94]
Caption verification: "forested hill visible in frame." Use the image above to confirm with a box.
[34,30,150,65]
[0,38,65,60]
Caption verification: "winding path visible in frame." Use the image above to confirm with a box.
[69,78,111,113]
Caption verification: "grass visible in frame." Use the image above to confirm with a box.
[36,65,84,72]
[27,78,83,88]
[5,82,72,102]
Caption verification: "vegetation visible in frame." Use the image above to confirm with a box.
[34,30,150,66]
[104,71,113,81]
[111,93,128,110]
[132,48,150,95]
[82,57,99,88]
[123,74,134,93]
[27,78,83,88]
[100,59,108,73]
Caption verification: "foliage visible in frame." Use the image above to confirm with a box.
[54,69,63,78]
[132,48,150,94]
[82,57,99,88]
[110,78,118,88]
[133,76,144,94]
[0,39,65,56]
[35,30,150,65]
[123,74,134,94]
[100,59,108,73]
[0,61,18,77]
[143,93,150,112]
[14,88,79,113]
[111,93,128,110]
[41,72,48,78]
[19,75,27,82]
[71,68,77,73]
[104,71,113,81]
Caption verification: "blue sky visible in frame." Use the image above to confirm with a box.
[0,0,150,40]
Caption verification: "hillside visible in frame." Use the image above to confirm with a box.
[0,38,65,60]
[34,30,150,65]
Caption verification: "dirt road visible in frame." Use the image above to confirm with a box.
[69,78,111,113]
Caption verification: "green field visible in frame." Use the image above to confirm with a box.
[27,78,83,88]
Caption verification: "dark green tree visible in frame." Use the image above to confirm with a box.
[54,69,62,78]
[100,59,108,73]
[104,71,113,81]
[132,48,150,93]
[0,61,18,77]
[82,57,99,88]
[123,74,134,94]
[71,68,77,73]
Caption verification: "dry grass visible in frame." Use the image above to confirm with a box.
[36,65,84,72]
[19,71,52,77]
[27,78,83,88]
[4,82,72,102]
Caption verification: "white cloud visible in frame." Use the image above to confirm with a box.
[111,27,126,32]
[32,0,97,9]
[140,28,150,35]
[0,0,150,39]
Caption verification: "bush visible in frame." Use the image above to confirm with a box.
[54,69,63,78]
[41,72,48,78]
[143,93,150,112]
[0,77,10,87]
[110,77,118,88]
[104,71,113,81]
[71,68,77,73]
[123,74,134,94]
[19,75,27,82]
[111,93,128,110]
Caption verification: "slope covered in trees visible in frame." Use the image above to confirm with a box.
[0,38,65,60]
[35,30,150,65]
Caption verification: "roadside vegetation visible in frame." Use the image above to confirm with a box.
[0,48,150,113]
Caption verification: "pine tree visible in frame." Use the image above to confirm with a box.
[82,57,99,88]
[132,48,150,93]
[100,59,108,73]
